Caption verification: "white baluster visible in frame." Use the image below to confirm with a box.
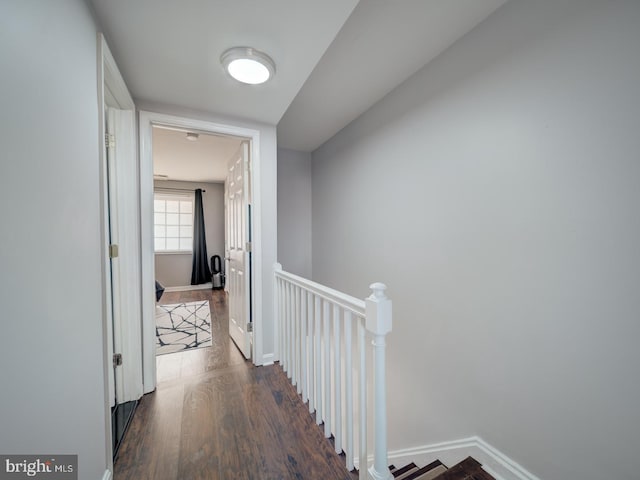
[281,281,285,372]
[344,310,354,471]
[294,285,300,390]
[366,283,393,480]
[282,278,287,371]
[358,318,367,480]
[301,288,308,402]
[287,283,295,382]
[282,280,288,374]
[286,282,293,378]
[315,295,322,426]
[323,299,331,438]
[334,304,342,454]
[308,291,315,414]
[278,277,283,364]
[274,264,282,364]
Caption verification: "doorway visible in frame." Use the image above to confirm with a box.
[150,126,248,375]
[139,111,264,394]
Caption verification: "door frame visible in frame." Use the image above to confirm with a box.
[97,33,139,472]
[139,111,263,393]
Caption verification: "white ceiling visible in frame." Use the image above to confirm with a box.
[152,127,242,183]
[277,0,508,152]
[90,0,507,154]
[90,0,358,125]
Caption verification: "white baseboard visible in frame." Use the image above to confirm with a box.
[473,437,541,480]
[102,469,113,480]
[261,353,275,366]
[356,437,540,480]
[164,283,213,292]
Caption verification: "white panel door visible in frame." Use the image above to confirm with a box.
[106,107,144,403]
[226,143,252,359]
[105,112,119,408]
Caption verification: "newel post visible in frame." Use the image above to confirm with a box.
[365,283,393,480]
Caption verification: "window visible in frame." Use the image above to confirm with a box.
[154,192,193,252]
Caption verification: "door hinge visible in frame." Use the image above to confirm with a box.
[247,323,253,333]
[245,242,252,252]
[105,133,115,148]
[109,244,119,258]
[113,353,123,368]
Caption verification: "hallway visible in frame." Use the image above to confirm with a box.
[114,289,354,480]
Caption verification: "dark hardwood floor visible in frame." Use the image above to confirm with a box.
[115,289,355,480]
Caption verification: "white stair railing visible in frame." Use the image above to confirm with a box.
[274,264,393,480]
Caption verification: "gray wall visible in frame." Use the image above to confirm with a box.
[277,148,312,277]
[154,180,225,288]
[0,1,109,478]
[311,1,640,479]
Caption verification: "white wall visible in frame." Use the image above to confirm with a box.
[311,1,640,479]
[138,100,278,364]
[154,180,225,288]
[277,148,312,278]
[0,1,109,478]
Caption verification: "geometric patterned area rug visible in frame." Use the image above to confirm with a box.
[155,300,212,356]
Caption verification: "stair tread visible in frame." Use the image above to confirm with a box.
[393,463,418,478]
[432,457,494,480]
[395,467,421,480]
[402,460,447,480]
[411,464,448,480]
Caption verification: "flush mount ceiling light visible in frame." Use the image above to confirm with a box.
[186,132,199,141]
[221,47,275,85]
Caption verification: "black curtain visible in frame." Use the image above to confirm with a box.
[191,189,211,285]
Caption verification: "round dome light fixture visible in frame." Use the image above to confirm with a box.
[221,47,275,85]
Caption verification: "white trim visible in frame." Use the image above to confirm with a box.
[248,134,264,365]
[381,437,476,469]
[102,469,113,480]
[139,111,263,393]
[355,437,540,480]
[97,33,114,472]
[101,39,134,110]
[163,283,213,292]
[261,353,275,366]
[98,32,139,472]
[475,437,541,480]
[139,111,157,394]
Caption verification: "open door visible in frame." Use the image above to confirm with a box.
[99,34,143,463]
[105,110,122,408]
[106,107,143,404]
[105,106,143,459]
[226,142,252,359]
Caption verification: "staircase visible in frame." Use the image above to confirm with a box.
[390,457,494,480]
[274,265,495,480]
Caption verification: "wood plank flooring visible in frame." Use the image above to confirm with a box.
[115,289,354,480]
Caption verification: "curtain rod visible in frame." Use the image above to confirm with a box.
[155,187,205,193]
